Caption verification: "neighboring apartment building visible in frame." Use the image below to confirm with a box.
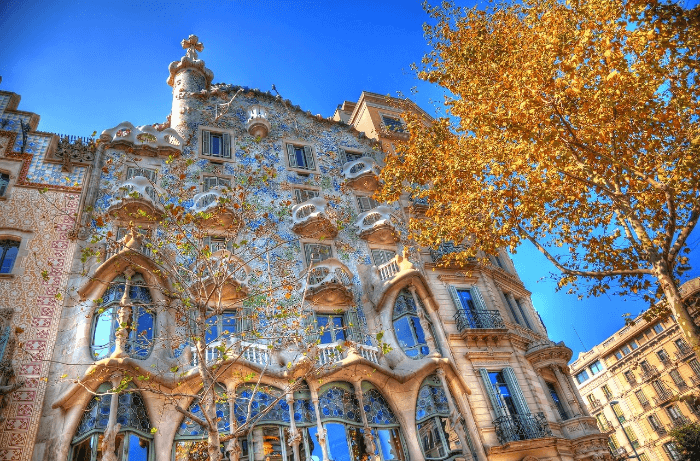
[0,90,91,461]
[570,277,700,461]
[0,36,612,461]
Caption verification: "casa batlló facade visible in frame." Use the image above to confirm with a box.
[0,37,612,461]
[570,277,700,461]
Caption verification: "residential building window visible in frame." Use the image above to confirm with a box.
[91,274,155,360]
[202,175,230,191]
[629,340,639,350]
[601,385,613,400]
[126,166,156,182]
[371,249,396,266]
[71,383,152,461]
[546,382,568,420]
[621,345,631,355]
[657,349,671,364]
[514,298,533,330]
[638,453,650,461]
[205,311,238,343]
[356,195,379,213]
[0,239,20,274]
[623,370,636,385]
[448,286,500,329]
[670,369,686,388]
[303,243,332,266]
[663,442,682,461]
[416,375,463,460]
[285,143,315,170]
[0,172,9,196]
[484,369,526,417]
[666,404,685,424]
[590,360,603,375]
[614,350,624,360]
[648,414,663,431]
[576,370,590,384]
[586,394,597,407]
[652,380,670,398]
[293,187,319,204]
[316,314,346,344]
[689,358,700,378]
[611,402,626,423]
[624,426,639,449]
[381,115,407,134]
[392,288,429,359]
[202,235,229,253]
[608,434,620,450]
[202,129,231,159]
[635,390,650,409]
[340,149,365,164]
[653,323,664,335]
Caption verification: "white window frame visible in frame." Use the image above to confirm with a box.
[283,139,318,174]
[293,187,320,204]
[302,241,335,268]
[355,194,380,213]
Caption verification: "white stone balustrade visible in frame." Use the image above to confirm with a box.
[192,340,271,367]
[101,121,183,151]
[316,342,380,366]
[292,197,328,224]
[376,257,401,281]
[305,258,352,290]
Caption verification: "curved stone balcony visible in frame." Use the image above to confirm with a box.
[108,176,164,221]
[342,157,380,192]
[191,187,238,228]
[365,253,421,309]
[246,104,271,139]
[355,205,398,244]
[192,339,271,367]
[194,252,251,302]
[291,197,337,239]
[524,341,573,369]
[316,342,380,367]
[304,258,353,305]
[100,121,183,156]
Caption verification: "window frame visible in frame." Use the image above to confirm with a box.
[293,186,320,204]
[0,170,10,199]
[370,247,397,266]
[379,113,408,135]
[198,126,234,162]
[302,241,334,268]
[0,238,21,275]
[283,139,318,174]
[392,288,430,359]
[355,193,380,213]
[339,148,367,165]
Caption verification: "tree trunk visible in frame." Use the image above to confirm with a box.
[654,261,700,350]
[197,336,222,461]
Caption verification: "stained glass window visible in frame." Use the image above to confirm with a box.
[91,275,155,360]
[362,388,399,426]
[234,386,290,425]
[71,383,152,461]
[318,384,362,424]
[416,375,463,461]
[177,384,230,436]
[392,289,430,359]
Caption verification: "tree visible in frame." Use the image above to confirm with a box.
[670,421,700,461]
[379,0,700,345]
[69,144,352,461]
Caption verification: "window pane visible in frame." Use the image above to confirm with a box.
[332,316,346,341]
[294,146,307,168]
[411,316,427,345]
[305,427,324,461]
[376,428,405,461]
[456,290,475,311]
[394,317,417,349]
[92,307,115,359]
[205,317,219,343]
[130,307,154,358]
[126,434,149,461]
[417,417,447,459]
[325,422,352,461]
[347,426,372,461]
[211,134,222,156]
[72,436,93,461]
[317,316,333,344]
[222,312,237,334]
[0,244,18,273]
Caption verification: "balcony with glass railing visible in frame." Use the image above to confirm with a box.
[493,413,553,445]
[342,156,380,192]
[355,206,398,244]
[291,197,337,239]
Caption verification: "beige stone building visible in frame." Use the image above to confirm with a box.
[0,36,612,461]
[570,277,700,461]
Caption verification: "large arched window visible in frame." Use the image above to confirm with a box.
[174,383,230,461]
[91,274,155,360]
[317,383,365,461]
[71,383,152,461]
[416,375,462,460]
[392,288,429,359]
[0,239,20,274]
[361,382,407,461]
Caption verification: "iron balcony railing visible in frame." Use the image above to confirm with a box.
[641,365,660,381]
[652,424,668,436]
[597,420,614,433]
[653,387,675,406]
[670,416,690,429]
[659,357,674,368]
[676,341,694,360]
[589,398,603,411]
[494,412,553,445]
[454,309,506,331]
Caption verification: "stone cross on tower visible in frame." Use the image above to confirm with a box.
[181,34,204,60]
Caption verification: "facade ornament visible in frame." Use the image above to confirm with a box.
[167,34,214,88]
[181,34,204,59]
[101,374,124,461]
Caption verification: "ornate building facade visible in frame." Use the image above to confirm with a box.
[0,36,611,461]
[0,89,90,461]
[570,277,700,461]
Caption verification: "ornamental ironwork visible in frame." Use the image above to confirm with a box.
[453,309,505,331]
[493,412,552,444]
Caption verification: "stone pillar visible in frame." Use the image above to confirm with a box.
[408,286,439,356]
[101,374,123,461]
[352,382,379,461]
[114,270,133,358]
[286,391,301,461]
[556,365,589,416]
[252,428,265,461]
[226,381,241,461]
[417,291,453,362]
[544,365,575,419]
[436,369,474,461]
[309,386,330,461]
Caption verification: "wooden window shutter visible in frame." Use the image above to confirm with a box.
[471,286,488,312]
[286,144,297,168]
[222,133,231,158]
[448,286,464,312]
[202,130,211,155]
[502,367,530,415]
[345,308,361,343]
[479,368,508,418]
[304,312,320,344]
[303,146,315,170]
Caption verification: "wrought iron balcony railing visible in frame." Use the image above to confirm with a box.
[676,341,694,360]
[653,388,675,406]
[493,412,553,445]
[453,309,505,331]
[597,420,614,433]
[589,398,603,411]
[641,365,660,381]
[670,416,690,429]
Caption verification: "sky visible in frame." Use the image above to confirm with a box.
[2,0,699,362]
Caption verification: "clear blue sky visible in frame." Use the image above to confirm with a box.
[2,0,699,362]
